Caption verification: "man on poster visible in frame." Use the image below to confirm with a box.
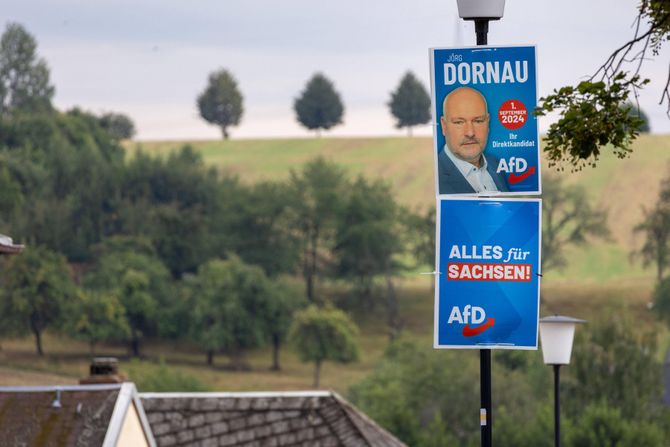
[437,86,509,194]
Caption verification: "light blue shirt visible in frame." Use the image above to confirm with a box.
[443,145,499,193]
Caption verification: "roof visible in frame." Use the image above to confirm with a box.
[140,390,407,447]
[0,383,156,447]
[0,234,23,254]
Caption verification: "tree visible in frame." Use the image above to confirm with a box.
[333,176,406,339]
[634,173,670,281]
[189,257,271,368]
[534,2,668,170]
[542,175,609,271]
[623,102,651,133]
[294,73,344,136]
[98,112,136,140]
[67,289,130,354]
[0,22,54,115]
[197,69,243,139]
[288,158,347,302]
[289,305,359,388]
[0,246,75,356]
[388,72,431,136]
[264,280,306,371]
[85,248,170,356]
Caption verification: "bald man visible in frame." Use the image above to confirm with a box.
[437,87,509,194]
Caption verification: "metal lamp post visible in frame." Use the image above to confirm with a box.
[539,315,586,447]
[455,2,505,446]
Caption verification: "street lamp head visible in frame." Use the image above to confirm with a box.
[539,315,586,366]
[456,0,506,21]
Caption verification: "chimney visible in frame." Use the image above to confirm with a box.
[79,357,125,385]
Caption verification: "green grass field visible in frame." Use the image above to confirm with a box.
[2,135,668,391]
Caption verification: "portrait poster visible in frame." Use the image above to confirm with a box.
[430,46,540,196]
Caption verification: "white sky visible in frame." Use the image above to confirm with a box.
[3,0,669,140]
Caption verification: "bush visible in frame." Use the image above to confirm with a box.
[125,358,210,392]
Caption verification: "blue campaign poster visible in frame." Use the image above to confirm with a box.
[434,198,541,349]
[430,46,540,196]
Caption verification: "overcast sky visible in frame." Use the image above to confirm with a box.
[3,0,669,140]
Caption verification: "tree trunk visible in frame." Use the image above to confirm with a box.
[407,126,413,137]
[313,359,322,388]
[657,254,664,282]
[90,341,96,356]
[30,317,44,356]
[385,272,400,342]
[34,329,44,357]
[304,229,319,302]
[207,349,215,366]
[130,330,140,357]
[221,126,229,139]
[271,333,281,371]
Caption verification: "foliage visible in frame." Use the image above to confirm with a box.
[118,146,224,277]
[535,74,646,170]
[85,248,170,356]
[0,22,54,116]
[534,1,670,170]
[288,157,347,302]
[188,257,272,367]
[197,69,243,139]
[0,246,76,356]
[264,279,306,370]
[126,358,210,392]
[403,206,435,269]
[333,176,406,338]
[653,276,670,325]
[634,172,670,280]
[542,175,609,271]
[350,337,482,446]
[224,180,300,277]
[98,112,136,140]
[566,314,661,419]
[388,72,431,136]
[289,304,359,388]
[568,402,664,447]
[66,289,130,352]
[623,102,651,133]
[294,73,344,134]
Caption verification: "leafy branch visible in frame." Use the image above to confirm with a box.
[534,1,670,171]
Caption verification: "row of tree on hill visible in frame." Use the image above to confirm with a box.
[197,69,431,139]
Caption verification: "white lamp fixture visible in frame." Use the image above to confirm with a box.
[456,0,506,20]
[539,315,585,447]
[456,0,506,45]
[539,315,586,365]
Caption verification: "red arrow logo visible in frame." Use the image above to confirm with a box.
[508,166,536,184]
[462,318,496,337]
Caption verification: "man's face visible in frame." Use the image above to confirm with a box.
[440,88,489,167]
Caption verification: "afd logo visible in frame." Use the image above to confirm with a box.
[447,305,496,337]
[496,157,536,185]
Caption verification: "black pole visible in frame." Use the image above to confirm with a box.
[554,365,561,447]
[475,19,489,45]
[475,23,492,447]
[480,349,492,447]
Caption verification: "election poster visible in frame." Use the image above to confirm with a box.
[434,197,541,349]
[430,45,540,196]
